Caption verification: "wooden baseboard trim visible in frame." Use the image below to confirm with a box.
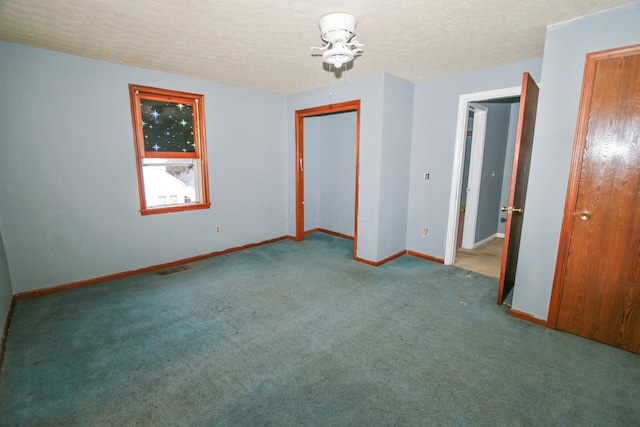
[355,250,406,267]
[305,228,354,240]
[406,250,445,264]
[14,235,294,300]
[0,296,16,372]
[357,250,446,267]
[509,308,548,327]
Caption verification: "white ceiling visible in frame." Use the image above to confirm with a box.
[0,0,634,95]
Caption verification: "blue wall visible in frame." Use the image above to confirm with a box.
[0,228,12,336]
[287,73,413,263]
[303,116,322,230]
[475,101,511,243]
[377,75,414,259]
[512,2,640,320]
[287,74,385,262]
[0,41,288,294]
[406,59,543,258]
[304,111,357,236]
[460,113,474,207]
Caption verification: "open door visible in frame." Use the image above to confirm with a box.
[497,73,539,305]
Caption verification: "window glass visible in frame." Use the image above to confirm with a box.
[140,99,196,153]
[129,85,210,215]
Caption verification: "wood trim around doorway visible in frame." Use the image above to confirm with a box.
[294,100,361,260]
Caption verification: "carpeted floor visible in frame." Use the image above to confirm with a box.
[1,232,639,426]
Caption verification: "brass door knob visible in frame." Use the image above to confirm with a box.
[501,206,524,214]
[578,211,591,221]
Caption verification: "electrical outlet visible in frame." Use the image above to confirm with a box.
[422,228,428,236]
[217,226,222,232]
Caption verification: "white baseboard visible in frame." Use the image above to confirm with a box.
[472,233,501,249]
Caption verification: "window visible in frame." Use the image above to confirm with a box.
[129,84,210,215]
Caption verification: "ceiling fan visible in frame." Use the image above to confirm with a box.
[311,12,364,69]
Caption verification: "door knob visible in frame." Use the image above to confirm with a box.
[501,206,524,214]
[578,210,591,221]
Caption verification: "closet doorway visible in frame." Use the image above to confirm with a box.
[295,100,361,259]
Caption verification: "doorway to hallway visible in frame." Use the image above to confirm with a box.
[446,88,521,284]
[454,237,503,278]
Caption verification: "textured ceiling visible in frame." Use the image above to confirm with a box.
[0,0,634,95]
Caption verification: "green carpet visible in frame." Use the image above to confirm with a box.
[1,232,639,426]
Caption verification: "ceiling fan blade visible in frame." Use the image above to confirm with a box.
[311,43,330,53]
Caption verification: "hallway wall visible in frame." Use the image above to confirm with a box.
[475,101,512,243]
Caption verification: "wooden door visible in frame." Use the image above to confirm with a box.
[497,73,540,304]
[549,45,640,354]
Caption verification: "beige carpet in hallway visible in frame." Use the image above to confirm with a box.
[454,237,504,278]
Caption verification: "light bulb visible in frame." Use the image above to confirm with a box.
[334,59,343,68]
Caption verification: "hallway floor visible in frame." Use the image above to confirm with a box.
[453,237,503,278]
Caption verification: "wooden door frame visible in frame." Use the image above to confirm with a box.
[445,86,521,265]
[547,44,640,328]
[294,100,361,259]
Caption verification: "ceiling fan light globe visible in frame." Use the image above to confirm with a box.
[323,49,353,68]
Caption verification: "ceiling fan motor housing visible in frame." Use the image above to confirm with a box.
[319,13,357,44]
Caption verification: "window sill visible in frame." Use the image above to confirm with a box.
[140,202,211,216]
